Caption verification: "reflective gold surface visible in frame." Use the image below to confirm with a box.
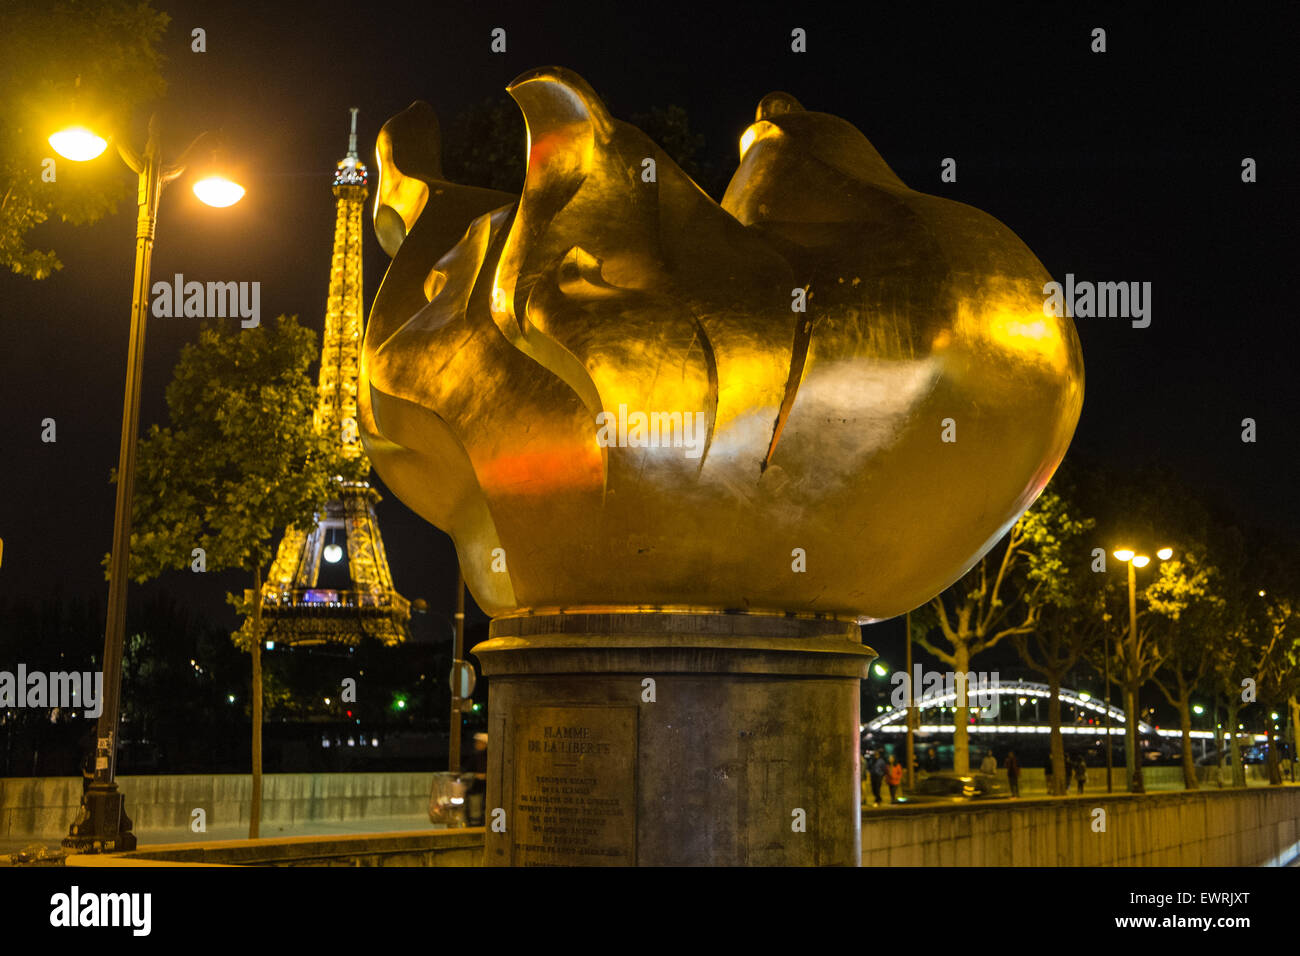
[359,68,1083,622]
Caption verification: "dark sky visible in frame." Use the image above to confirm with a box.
[1,1,1295,646]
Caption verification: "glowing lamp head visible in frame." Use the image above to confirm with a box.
[323,543,344,564]
[1113,549,1135,563]
[1132,555,1151,568]
[872,663,888,677]
[48,126,108,161]
[1156,547,1173,560]
[192,176,245,207]
[1193,705,1204,715]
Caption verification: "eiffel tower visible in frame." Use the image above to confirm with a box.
[259,108,410,647]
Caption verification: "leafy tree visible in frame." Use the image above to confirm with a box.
[1081,467,1216,793]
[1211,609,1261,788]
[0,0,168,278]
[1011,485,1104,794]
[443,95,719,197]
[1256,597,1300,785]
[115,316,358,836]
[914,490,1070,774]
[442,96,525,194]
[1146,550,1225,789]
[628,104,716,194]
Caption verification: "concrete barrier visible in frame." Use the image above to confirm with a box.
[862,784,1300,866]
[0,773,434,841]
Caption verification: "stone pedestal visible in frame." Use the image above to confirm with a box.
[473,612,874,866]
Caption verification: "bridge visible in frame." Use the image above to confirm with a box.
[860,679,1267,744]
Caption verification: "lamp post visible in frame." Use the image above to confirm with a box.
[1103,627,1113,792]
[450,567,466,773]
[1111,545,1173,795]
[51,115,243,853]
[905,610,916,791]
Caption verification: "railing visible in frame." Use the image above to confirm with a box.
[262,589,411,613]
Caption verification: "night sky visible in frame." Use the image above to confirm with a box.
[1,1,1294,650]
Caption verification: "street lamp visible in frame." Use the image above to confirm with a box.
[52,114,243,854]
[1111,544,1173,794]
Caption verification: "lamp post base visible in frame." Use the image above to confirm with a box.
[474,611,874,866]
[62,783,137,854]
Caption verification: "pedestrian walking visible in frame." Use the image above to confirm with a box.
[1004,750,1021,797]
[869,750,887,806]
[886,753,904,803]
[1073,754,1087,794]
[979,750,997,775]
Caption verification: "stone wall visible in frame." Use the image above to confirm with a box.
[0,772,432,840]
[862,785,1300,866]
[68,829,485,867]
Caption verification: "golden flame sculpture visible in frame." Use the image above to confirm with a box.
[359,67,1083,622]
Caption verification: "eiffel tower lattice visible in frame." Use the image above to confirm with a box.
[260,108,410,647]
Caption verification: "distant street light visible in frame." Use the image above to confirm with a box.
[54,112,243,855]
[1112,544,1173,794]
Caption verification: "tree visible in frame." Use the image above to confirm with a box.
[1146,550,1225,789]
[1011,486,1104,795]
[0,0,168,278]
[442,96,525,194]
[627,104,718,196]
[1082,466,1223,793]
[1256,597,1300,785]
[443,95,719,197]
[1212,611,1259,789]
[914,491,1063,774]
[115,316,358,836]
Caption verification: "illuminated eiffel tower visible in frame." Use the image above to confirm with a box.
[260,108,410,647]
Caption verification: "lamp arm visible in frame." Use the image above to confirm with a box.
[163,128,221,183]
[113,138,144,176]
